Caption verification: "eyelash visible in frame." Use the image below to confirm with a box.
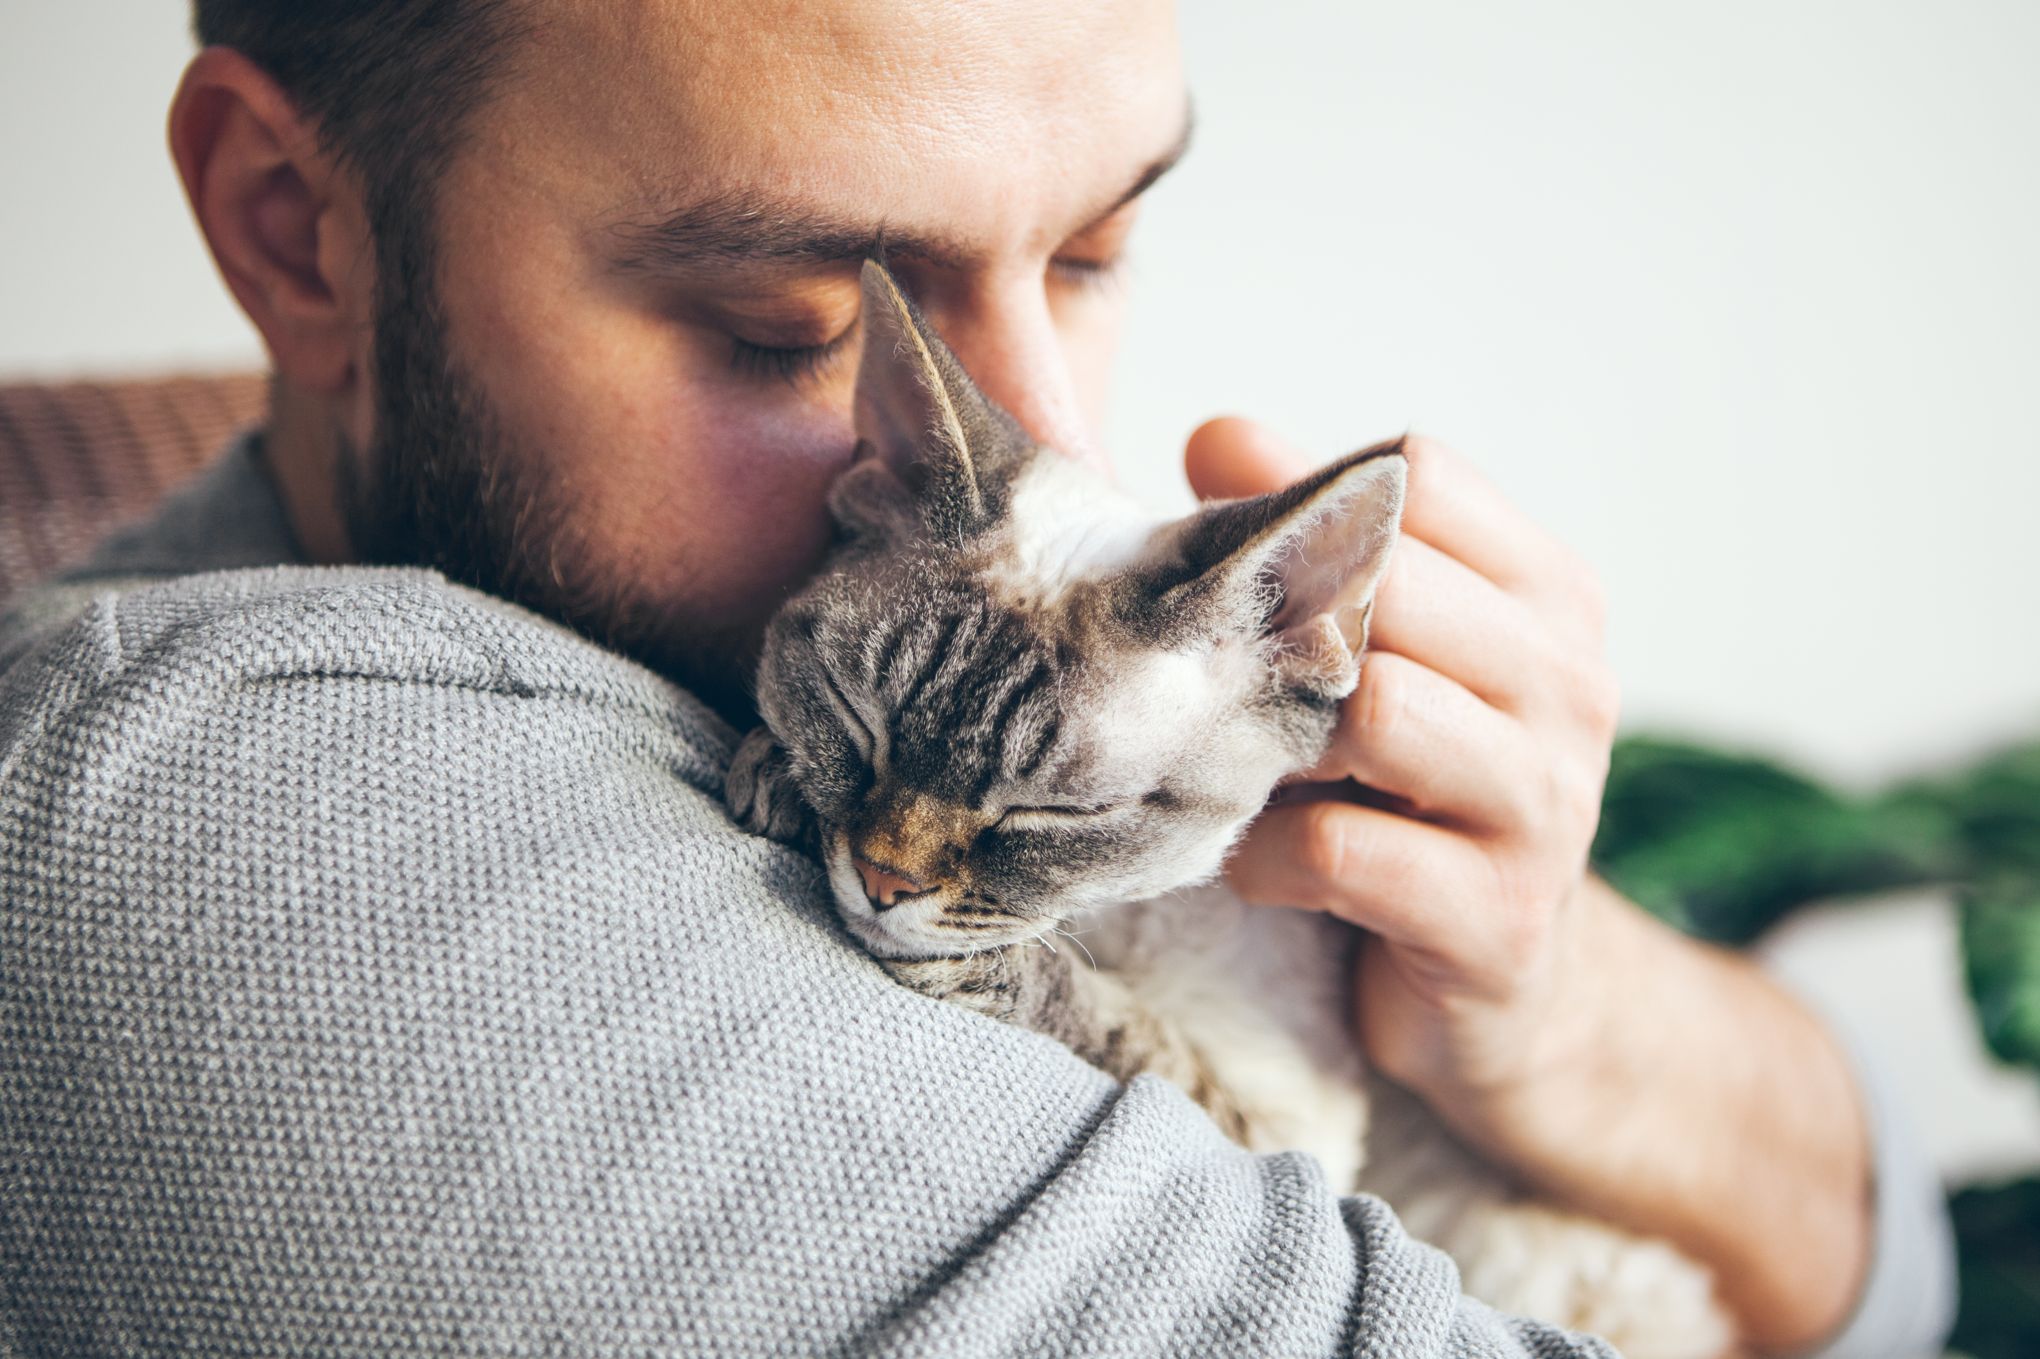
[730,251,1123,389]
[819,667,876,762]
[1049,253,1129,292]
[730,323,858,388]
[995,803,1119,833]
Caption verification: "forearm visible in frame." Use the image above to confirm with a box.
[1404,879,1873,1353]
[1190,428,1882,1351]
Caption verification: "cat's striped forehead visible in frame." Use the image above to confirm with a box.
[820,559,1216,807]
[860,583,1076,806]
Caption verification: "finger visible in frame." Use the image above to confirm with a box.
[1305,651,1536,832]
[1398,436,1567,592]
[1368,535,1554,716]
[1399,438,1607,650]
[1184,415,1312,501]
[1226,797,1491,958]
[1186,421,1607,656]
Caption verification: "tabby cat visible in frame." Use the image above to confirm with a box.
[727,261,1732,1358]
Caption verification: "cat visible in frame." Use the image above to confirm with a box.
[726,259,1733,1359]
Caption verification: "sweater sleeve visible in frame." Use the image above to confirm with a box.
[0,569,1612,1359]
[1790,1029,1958,1359]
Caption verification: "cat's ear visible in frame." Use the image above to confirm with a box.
[836,259,1029,546]
[1135,439,1407,698]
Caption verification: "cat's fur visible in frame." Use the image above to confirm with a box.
[726,260,1733,1358]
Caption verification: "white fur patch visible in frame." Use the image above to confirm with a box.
[1093,884,1734,1359]
[1093,890,1372,1188]
[985,454,1162,607]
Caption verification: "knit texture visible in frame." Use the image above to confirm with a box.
[0,442,1616,1357]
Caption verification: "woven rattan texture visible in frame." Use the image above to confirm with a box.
[0,373,266,609]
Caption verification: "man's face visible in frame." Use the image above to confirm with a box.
[348,0,1187,715]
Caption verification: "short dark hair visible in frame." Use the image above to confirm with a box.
[191,0,520,238]
[195,4,538,622]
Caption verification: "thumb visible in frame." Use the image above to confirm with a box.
[1184,416,1316,502]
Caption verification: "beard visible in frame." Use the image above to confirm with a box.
[336,211,757,722]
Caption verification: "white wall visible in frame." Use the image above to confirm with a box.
[7,1,2032,783]
[4,2,2037,1180]
[0,5,261,375]
[1115,0,2040,787]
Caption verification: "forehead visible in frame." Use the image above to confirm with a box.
[489,0,1185,256]
[855,572,1211,775]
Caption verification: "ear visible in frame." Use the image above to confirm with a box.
[168,46,373,396]
[1138,439,1407,698]
[843,260,1031,546]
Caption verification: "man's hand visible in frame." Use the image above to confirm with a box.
[1191,420,1617,1089]
[1185,418,1873,1354]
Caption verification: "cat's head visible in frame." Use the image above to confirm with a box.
[754,261,1405,960]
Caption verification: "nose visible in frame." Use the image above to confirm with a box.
[852,855,931,910]
[920,277,1101,467]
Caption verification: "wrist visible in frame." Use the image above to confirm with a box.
[1364,872,1638,1126]
[1379,879,1872,1353]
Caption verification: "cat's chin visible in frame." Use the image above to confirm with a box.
[819,827,1042,961]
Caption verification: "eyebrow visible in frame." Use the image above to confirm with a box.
[605,106,1195,276]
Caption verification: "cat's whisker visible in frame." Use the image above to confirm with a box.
[1054,925,1099,972]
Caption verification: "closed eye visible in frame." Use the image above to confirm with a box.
[995,803,1121,833]
[818,668,880,767]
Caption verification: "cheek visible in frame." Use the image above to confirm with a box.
[968,836,1066,895]
[1052,292,1126,441]
[640,393,857,627]
[434,193,860,640]
[972,826,1138,896]
[787,746,861,820]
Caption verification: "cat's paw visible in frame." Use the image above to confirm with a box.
[725,727,817,849]
[883,953,1024,1021]
[1450,1203,1733,1359]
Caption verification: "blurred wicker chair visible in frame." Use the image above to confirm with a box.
[0,372,268,611]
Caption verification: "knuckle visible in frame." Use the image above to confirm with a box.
[1296,802,1356,897]
[1567,558,1611,636]
[1488,873,1553,974]
[1498,766,1548,836]
[1497,907,1548,976]
[1551,762,1603,838]
[1351,655,1408,739]
[1542,643,1618,736]
[1573,661,1622,735]
[1591,672,1623,734]
[1397,435,1447,501]
[1529,740,1595,816]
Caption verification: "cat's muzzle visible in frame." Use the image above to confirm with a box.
[822,827,1029,960]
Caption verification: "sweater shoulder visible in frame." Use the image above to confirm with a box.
[4,564,675,707]
[0,564,735,783]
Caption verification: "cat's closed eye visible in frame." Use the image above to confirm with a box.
[995,803,1125,833]
[817,669,878,761]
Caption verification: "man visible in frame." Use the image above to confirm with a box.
[0,1,1951,1354]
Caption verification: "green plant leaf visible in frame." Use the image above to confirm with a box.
[1962,876,2040,1068]
[1593,737,1956,945]
[1898,741,2040,877]
[1593,731,2040,1354]
[1949,1176,2040,1359]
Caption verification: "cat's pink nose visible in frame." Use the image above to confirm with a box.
[853,855,928,910]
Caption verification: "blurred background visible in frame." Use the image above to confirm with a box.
[3,0,2036,1332]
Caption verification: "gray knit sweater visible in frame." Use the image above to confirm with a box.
[0,440,1951,1357]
